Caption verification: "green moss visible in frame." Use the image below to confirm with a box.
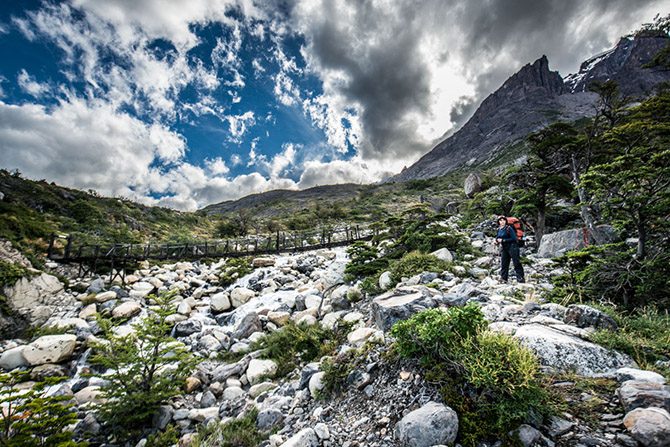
[251,321,352,377]
[0,260,31,290]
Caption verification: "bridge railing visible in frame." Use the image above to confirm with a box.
[47,224,374,262]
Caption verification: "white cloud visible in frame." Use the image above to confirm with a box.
[226,111,255,143]
[205,157,230,176]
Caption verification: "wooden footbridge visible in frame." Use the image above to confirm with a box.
[47,225,373,278]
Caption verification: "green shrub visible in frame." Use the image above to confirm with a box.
[389,252,451,286]
[0,372,86,446]
[589,306,670,377]
[218,257,254,287]
[90,291,198,441]
[547,244,670,308]
[392,305,550,446]
[0,260,31,290]
[193,409,266,447]
[145,425,180,447]
[391,304,486,360]
[251,322,351,377]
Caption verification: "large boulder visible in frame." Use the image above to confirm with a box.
[564,304,617,330]
[537,225,617,258]
[464,173,483,197]
[618,381,670,413]
[514,324,635,376]
[0,346,28,370]
[280,428,319,447]
[371,287,445,331]
[3,273,71,327]
[23,335,77,366]
[394,401,458,447]
[232,312,262,340]
[230,287,255,308]
[623,407,670,447]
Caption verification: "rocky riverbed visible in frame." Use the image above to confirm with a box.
[0,228,669,447]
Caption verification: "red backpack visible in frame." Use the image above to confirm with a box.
[506,217,525,247]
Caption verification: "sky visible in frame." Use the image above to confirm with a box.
[0,0,668,211]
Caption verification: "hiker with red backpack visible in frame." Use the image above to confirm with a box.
[495,215,525,283]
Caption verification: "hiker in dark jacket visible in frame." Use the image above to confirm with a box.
[495,216,525,283]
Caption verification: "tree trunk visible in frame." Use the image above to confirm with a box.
[571,154,602,244]
[636,218,647,260]
[536,208,546,248]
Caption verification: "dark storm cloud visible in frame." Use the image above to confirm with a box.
[291,0,669,161]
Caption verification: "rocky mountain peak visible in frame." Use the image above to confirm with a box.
[500,54,565,96]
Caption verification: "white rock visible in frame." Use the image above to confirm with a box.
[94,291,117,303]
[177,301,192,315]
[268,311,290,326]
[314,422,330,440]
[305,295,322,309]
[188,407,219,422]
[394,401,458,447]
[378,271,393,290]
[0,346,28,370]
[309,371,325,398]
[347,328,383,346]
[431,247,454,262]
[112,301,142,319]
[222,386,245,401]
[280,428,319,447]
[297,315,317,326]
[210,292,231,313]
[4,273,64,309]
[74,386,103,405]
[23,335,77,366]
[248,382,277,398]
[49,317,89,331]
[79,303,97,319]
[616,368,666,385]
[230,288,255,308]
[246,359,278,385]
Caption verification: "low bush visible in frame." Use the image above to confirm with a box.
[0,372,85,446]
[251,321,351,377]
[218,257,254,287]
[388,252,451,287]
[391,304,550,446]
[0,260,31,290]
[589,306,670,378]
[90,291,198,441]
[193,409,267,447]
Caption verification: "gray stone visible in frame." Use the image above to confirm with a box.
[394,401,458,447]
[222,386,245,401]
[564,304,617,330]
[256,408,284,430]
[246,359,278,385]
[537,225,617,258]
[174,320,203,337]
[547,416,575,437]
[299,362,320,390]
[0,346,28,370]
[618,381,670,413]
[86,278,105,294]
[515,424,542,447]
[623,407,670,447]
[233,312,262,340]
[371,287,443,331]
[200,390,217,408]
[464,173,483,197]
[309,371,325,398]
[153,405,173,430]
[514,324,635,376]
[279,428,319,447]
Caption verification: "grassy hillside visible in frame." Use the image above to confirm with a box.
[0,170,216,266]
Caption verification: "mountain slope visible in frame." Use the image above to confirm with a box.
[390,34,670,182]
